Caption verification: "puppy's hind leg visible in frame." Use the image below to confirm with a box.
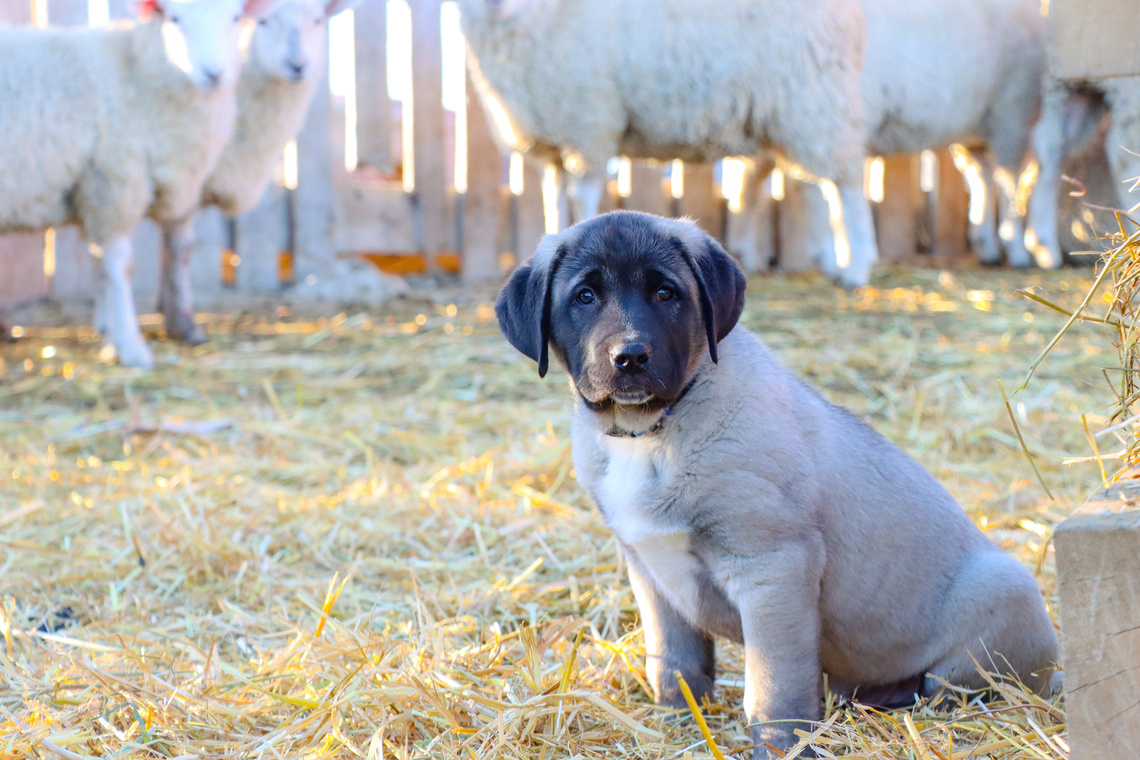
[923,551,1060,699]
[626,554,716,709]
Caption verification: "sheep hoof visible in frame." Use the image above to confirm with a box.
[114,341,154,369]
[166,313,207,345]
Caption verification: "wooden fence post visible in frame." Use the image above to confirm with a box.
[409,0,450,260]
[461,70,503,284]
[1055,477,1140,760]
[933,150,971,267]
[236,186,289,292]
[0,0,48,311]
[726,162,775,273]
[778,178,819,272]
[292,72,339,287]
[877,155,922,265]
[43,0,96,305]
[627,161,669,217]
[681,163,725,241]
[354,0,391,174]
[517,162,545,259]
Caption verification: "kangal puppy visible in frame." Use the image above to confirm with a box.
[157,0,351,342]
[496,211,1059,759]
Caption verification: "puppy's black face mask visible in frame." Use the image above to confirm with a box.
[496,212,746,412]
[550,229,700,409]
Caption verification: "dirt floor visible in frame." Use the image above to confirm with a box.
[0,267,1113,758]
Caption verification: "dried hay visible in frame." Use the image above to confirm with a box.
[1012,219,1140,492]
[0,268,1109,758]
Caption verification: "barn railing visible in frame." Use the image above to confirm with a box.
[0,0,976,313]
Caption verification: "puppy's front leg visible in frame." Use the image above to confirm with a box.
[626,550,716,708]
[732,550,823,759]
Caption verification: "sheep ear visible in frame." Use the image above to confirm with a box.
[137,0,161,21]
[675,233,746,363]
[324,0,357,17]
[241,0,278,19]
[495,236,568,378]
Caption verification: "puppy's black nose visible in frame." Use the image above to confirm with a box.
[611,343,651,373]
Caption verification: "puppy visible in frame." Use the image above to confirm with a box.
[496,211,1059,759]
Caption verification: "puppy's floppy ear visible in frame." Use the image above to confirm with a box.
[495,236,569,377]
[676,232,746,363]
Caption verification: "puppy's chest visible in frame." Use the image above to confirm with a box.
[596,438,708,617]
[597,438,677,542]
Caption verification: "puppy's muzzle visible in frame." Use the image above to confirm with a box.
[610,343,651,375]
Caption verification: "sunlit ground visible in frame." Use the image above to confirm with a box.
[0,268,1109,758]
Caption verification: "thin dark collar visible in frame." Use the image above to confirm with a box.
[604,374,701,439]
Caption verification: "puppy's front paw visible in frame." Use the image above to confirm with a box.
[656,671,715,711]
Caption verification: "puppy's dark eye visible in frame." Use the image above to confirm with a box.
[575,288,596,305]
[655,286,674,302]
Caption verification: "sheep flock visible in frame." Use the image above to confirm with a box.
[0,0,1135,365]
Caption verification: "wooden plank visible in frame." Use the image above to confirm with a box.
[0,0,29,23]
[1051,0,1140,80]
[625,161,669,217]
[933,150,970,267]
[877,155,921,265]
[47,0,87,25]
[1055,476,1140,760]
[0,0,49,310]
[187,208,228,295]
[517,162,545,259]
[0,235,46,309]
[681,163,725,241]
[236,185,289,292]
[106,0,130,20]
[777,178,817,272]
[353,0,391,174]
[337,179,416,253]
[292,72,338,285]
[461,68,504,284]
[40,0,92,302]
[130,221,162,308]
[409,0,449,256]
[724,161,775,273]
[49,228,97,304]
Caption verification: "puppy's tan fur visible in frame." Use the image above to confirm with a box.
[501,213,1059,758]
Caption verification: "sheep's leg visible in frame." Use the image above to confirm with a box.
[727,157,775,273]
[97,235,153,368]
[1026,85,1102,269]
[158,217,207,344]
[819,176,877,291]
[93,247,110,336]
[803,182,838,277]
[965,149,1003,266]
[1026,93,1066,269]
[1101,83,1140,228]
[568,169,606,222]
[989,152,1032,269]
[556,166,572,229]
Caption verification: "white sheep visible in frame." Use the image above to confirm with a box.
[460,0,880,290]
[1025,80,1128,269]
[155,0,352,344]
[734,0,1046,274]
[0,0,272,368]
